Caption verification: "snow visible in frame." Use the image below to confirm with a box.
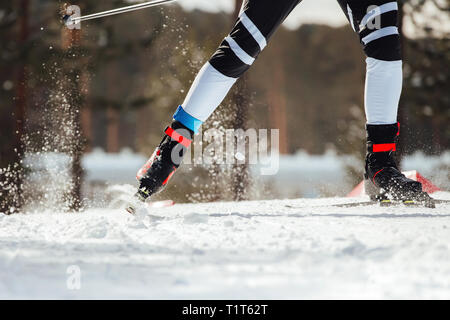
[1,190,449,299]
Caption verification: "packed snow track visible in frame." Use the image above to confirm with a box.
[1,192,449,299]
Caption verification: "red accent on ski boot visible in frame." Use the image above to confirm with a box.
[135,121,193,202]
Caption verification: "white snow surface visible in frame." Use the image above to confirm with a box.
[1,189,450,300]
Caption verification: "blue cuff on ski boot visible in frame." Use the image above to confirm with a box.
[173,106,202,134]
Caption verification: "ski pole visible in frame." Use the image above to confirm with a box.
[63,0,178,26]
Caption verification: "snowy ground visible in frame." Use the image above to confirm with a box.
[1,190,450,300]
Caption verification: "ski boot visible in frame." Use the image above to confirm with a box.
[126,121,193,214]
[363,123,435,208]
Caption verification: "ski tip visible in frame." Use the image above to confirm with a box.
[125,205,137,215]
[124,200,174,215]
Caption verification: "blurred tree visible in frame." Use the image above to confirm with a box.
[61,4,84,211]
[267,44,289,155]
[0,0,28,213]
[399,0,449,155]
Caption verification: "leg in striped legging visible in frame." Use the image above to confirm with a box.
[337,0,403,125]
[337,1,430,203]
[174,0,301,132]
[133,0,301,203]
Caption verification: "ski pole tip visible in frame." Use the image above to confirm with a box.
[126,205,137,215]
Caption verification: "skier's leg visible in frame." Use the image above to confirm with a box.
[337,0,402,125]
[178,0,301,130]
[337,0,430,203]
[135,0,301,202]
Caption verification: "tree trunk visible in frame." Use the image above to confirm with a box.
[81,105,93,153]
[62,15,84,211]
[80,72,93,153]
[106,107,120,153]
[231,0,250,201]
[10,0,29,212]
[267,46,289,154]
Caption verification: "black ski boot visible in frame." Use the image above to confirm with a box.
[364,123,434,208]
[126,121,193,214]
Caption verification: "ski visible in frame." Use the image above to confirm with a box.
[335,190,440,208]
[331,198,450,208]
[285,198,449,209]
